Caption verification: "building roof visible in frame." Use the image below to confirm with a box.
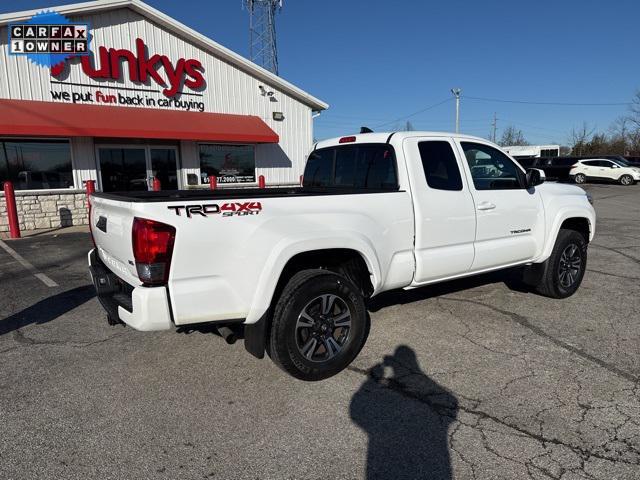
[0,0,328,112]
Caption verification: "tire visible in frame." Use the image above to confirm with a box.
[535,229,587,299]
[269,269,367,381]
[619,174,634,186]
[573,173,586,184]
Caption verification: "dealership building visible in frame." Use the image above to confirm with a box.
[0,0,327,232]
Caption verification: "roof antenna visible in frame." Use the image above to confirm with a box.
[360,126,374,134]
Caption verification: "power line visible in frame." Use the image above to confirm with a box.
[499,118,569,136]
[465,96,631,107]
[374,98,452,129]
[317,113,391,122]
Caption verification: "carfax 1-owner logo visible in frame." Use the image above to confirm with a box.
[7,9,206,111]
[8,11,90,68]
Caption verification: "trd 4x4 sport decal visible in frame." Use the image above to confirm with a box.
[168,202,262,218]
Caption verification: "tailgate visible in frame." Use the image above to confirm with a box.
[90,195,140,286]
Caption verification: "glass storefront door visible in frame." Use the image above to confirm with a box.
[150,148,178,190]
[97,146,179,192]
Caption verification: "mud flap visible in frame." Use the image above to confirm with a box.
[244,313,268,359]
[522,259,549,287]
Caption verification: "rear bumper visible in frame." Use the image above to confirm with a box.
[88,249,173,331]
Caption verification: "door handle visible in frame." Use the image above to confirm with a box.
[477,202,496,211]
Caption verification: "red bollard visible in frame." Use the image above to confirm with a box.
[3,181,21,239]
[152,177,161,191]
[299,175,303,186]
[258,175,266,189]
[85,180,96,226]
[85,179,96,205]
[209,175,217,190]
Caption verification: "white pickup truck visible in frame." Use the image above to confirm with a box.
[89,132,595,380]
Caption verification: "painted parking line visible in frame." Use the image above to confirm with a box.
[0,238,59,288]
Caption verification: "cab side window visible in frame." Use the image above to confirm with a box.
[461,142,524,190]
[418,141,463,191]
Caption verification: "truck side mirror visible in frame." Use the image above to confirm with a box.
[526,168,545,188]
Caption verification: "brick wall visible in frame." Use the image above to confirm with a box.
[0,190,89,232]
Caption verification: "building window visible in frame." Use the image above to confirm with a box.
[0,140,73,190]
[199,144,255,184]
[540,148,559,158]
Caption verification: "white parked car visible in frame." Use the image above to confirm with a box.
[570,158,640,186]
[89,132,595,380]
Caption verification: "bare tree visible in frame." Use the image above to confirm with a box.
[499,125,529,146]
[568,122,595,156]
[609,116,631,155]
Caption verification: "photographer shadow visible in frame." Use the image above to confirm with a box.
[350,346,458,480]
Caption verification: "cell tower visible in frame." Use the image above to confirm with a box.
[243,0,282,75]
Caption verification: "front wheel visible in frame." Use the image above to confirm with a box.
[535,229,587,298]
[619,174,634,186]
[269,269,368,381]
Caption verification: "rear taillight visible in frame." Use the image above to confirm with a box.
[132,217,176,285]
[339,136,356,143]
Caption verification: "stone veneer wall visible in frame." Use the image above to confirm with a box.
[0,190,89,233]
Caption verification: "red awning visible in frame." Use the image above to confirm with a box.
[0,99,279,144]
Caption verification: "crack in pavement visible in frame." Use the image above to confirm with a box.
[587,269,640,281]
[438,296,639,384]
[591,244,640,266]
[347,363,640,473]
[12,329,125,348]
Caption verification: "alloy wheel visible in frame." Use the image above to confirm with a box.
[295,294,352,362]
[558,243,582,288]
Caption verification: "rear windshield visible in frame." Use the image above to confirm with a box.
[303,143,398,190]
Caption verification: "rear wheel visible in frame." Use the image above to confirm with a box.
[574,173,586,184]
[619,174,634,186]
[535,229,587,298]
[269,269,367,381]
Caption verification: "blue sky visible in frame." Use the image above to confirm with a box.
[4,0,640,145]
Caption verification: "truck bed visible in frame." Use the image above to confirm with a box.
[93,186,401,203]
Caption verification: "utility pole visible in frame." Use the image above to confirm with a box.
[491,112,498,143]
[451,88,461,133]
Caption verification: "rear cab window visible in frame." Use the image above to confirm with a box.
[303,143,398,190]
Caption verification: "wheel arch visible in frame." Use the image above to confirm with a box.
[245,238,381,326]
[243,245,377,360]
[539,212,594,262]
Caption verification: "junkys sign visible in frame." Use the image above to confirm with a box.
[51,37,205,98]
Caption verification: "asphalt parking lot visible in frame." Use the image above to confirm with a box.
[1,183,639,480]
